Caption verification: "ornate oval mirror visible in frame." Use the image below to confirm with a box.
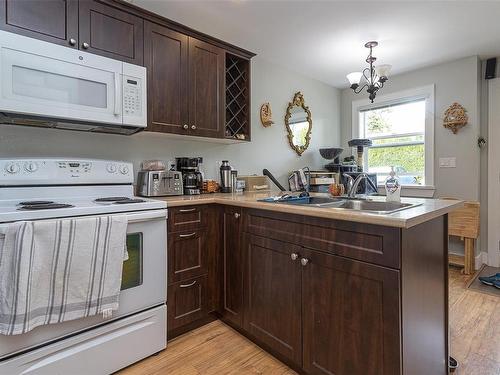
[285,92,312,156]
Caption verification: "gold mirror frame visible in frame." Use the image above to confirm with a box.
[285,92,312,156]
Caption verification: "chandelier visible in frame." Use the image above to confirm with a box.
[346,41,391,103]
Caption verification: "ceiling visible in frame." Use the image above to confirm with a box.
[132,0,500,88]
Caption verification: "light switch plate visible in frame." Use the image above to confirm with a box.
[439,157,456,168]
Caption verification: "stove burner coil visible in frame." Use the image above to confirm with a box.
[94,197,131,202]
[113,199,145,204]
[19,201,55,206]
[18,203,74,210]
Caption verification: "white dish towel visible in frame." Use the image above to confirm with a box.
[0,215,128,335]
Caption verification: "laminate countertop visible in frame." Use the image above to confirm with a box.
[153,192,462,229]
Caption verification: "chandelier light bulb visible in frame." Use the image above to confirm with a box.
[346,72,363,87]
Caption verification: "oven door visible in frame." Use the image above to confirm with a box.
[0,30,123,125]
[0,209,167,361]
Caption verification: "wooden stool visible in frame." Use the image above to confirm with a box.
[443,198,480,275]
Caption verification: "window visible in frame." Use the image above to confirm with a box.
[353,85,434,188]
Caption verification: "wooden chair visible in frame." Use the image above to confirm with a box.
[442,198,480,275]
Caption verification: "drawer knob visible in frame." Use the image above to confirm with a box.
[300,258,310,266]
[191,125,197,130]
[290,253,299,261]
[183,124,189,130]
[234,212,240,219]
[69,38,77,46]
[180,280,197,288]
[82,42,89,49]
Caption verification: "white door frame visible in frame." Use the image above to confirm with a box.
[487,78,500,267]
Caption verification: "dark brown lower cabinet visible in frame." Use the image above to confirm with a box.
[168,275,208,331]
[221,206,244,327]
[301,248,400,375]
[243,234,303,366]
[168,229,208,283]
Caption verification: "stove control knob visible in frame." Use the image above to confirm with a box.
[106,163,117,173]
[119,165,130,175]
[5,162,20,174]
[24,161,38,173]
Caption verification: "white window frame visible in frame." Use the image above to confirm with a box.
[351,84,435,197]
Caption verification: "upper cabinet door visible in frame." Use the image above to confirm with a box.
[78,0,143,65]
[144,21,189,134]
[188,37,225,138]
[301,248,401,375]
[0,0,78,48]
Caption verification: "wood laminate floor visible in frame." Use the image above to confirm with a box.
[119,266,500,375]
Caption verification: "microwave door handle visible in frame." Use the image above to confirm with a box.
[114,72,121,116]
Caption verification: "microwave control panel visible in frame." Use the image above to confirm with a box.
[123,78,142,116]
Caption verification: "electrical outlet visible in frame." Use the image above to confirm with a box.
[439,157,456,168]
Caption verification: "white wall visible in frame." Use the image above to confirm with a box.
[341,56,481,200]
[340,56,483,257]
[0,56,341,188]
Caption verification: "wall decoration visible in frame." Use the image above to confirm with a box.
[285,92,312,156]
[260,102,274,127]
[443,102,468,134]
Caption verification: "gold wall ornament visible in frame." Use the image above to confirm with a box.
[260,102,274,127]
[285,92,312,156]
[443,103,468,134]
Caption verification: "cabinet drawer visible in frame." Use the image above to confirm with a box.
[168,205,208,232]
[168,275,208,331]
[168,229,208,283]
[244,209,401,269]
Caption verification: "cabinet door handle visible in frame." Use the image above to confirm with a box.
[179,208,196,213]
[82,42,89,49]
[69,38,77,46]
[300,258,310,266]
[291,253,299,261]
[183,124,189,130]
[191,125,197,130]
[234,212,240,219]
[180,280,197,288]
[179,232,196,238]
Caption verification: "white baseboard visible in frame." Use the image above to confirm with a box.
[449,251,487,271]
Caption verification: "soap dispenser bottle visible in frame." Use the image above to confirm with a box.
[385,166,401,202]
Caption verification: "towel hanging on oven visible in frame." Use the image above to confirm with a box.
[0,215,128,335]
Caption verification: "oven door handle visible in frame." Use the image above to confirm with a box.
[126,209,167,224]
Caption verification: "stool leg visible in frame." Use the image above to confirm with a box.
[464,238,474,275]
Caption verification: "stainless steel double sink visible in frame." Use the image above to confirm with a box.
[266,196,421,214]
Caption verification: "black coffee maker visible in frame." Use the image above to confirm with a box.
[176,157,203,195]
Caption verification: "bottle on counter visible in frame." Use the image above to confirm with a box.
[384,166,401,202]
[220,160,232,193]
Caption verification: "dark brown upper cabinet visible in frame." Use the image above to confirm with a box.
[0,0,79,48]
[144,21,189,134]
[79,0,143,65]
[144,20,224,139]
[188,38,225,138]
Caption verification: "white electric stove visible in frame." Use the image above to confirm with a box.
[0,158,168,375]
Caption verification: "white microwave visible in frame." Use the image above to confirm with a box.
[0,30,147,134]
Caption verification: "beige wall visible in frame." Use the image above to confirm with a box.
[0,56,341,188]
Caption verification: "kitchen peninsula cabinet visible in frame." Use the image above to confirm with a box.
[159,193,457,375]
